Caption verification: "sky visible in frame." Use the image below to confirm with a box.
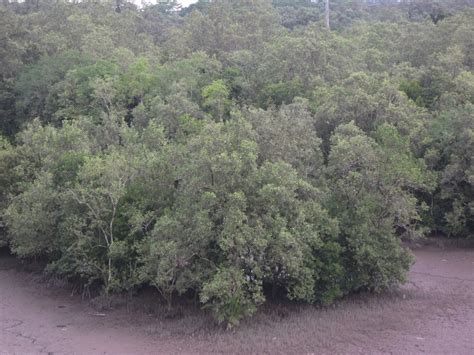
[138,1,198,8]
[179,0,198,6]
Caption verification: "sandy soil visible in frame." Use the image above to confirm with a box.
[1,245,473,354]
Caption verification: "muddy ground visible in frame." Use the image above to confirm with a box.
[1,244,473,354]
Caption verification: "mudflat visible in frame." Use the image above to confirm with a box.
[1,245,473,354]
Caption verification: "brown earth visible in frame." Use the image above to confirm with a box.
[1,245,473,354]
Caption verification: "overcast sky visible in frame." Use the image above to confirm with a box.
[139,1,198,7]
[178,0,198,7]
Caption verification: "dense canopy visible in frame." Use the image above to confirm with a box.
[0,0,472,326]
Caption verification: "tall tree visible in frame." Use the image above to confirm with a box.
[325,0,330,30]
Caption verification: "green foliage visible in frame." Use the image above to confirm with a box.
[5,173,61,257]
[399,79,441,108]
[1,0,473,327]
[326,122,422,291]
[201,266,264,328]
[202,79,231,121]
[14,51,91,125]
[423,104,473,237]
[244,99,324,179]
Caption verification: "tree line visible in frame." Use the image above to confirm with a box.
[0,0,472,326]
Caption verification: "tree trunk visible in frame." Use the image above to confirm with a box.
[107,256,112,294]
[325,0,330,31]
